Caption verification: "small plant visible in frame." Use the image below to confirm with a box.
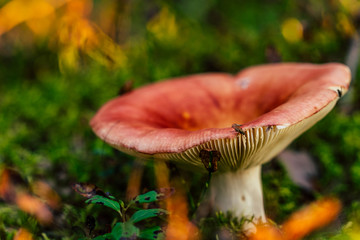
[73,183,173,240]
[199,211,257,239]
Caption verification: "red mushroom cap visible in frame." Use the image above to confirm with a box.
[91,63,350,171]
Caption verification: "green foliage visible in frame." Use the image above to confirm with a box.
[80,190,169,240]
[297,111,360,198]
[132,190,162,204]
[262,161,303,222]
[130,209,167,224]
[0,204,39,237]
[86,195,122,216]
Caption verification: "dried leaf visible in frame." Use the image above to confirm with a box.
[118,80,134,96]
[72,182,107,198]
[232,123,245,135]
[199,149,221,172]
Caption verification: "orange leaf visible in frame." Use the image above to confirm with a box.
[0,168,27,202]
[0,0,56,35]
[249,224,284,240]
[32,181,61,209]
[282,198,341,240]
[165,187,200,240]
[13,228,33,240]
[16,193,53,225]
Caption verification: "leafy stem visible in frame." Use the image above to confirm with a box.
[76,186,173,240]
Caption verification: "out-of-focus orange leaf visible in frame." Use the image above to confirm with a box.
[16,193,53,225]
[248,224,284,240]
[26,13,56,37]
[13,228,33,240]
[154,162,199,239]
[0,167,14,201]
[32,181,61,209]
[126,159,144,200]
[65,0,92,17]
[282,198,341,240]
[0,167,57,225]
[249,198,341,240]
[0,168,27,202]
[97,0,117,38]
[84,25,127,68]
[57,15,126,71]
[165,185,200,240]
[0,0,68,35]
[0,0,126,70]
[56,0,126,71]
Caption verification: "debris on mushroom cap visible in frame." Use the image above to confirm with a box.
[90,63,351,171]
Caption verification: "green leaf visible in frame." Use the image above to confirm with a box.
[86,195,122,213]
[139,226,165,240]
[130,209,168,223]
[111,222,123,237]
[133,188,174,204]
[111,222,140,239]
[93,233,113,240]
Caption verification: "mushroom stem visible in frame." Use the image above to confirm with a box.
[209,165,265,226]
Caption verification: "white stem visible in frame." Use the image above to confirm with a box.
[209,165,265,226]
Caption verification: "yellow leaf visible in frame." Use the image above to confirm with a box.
[58,45,80,72]
[281,18,303,43]
[26,13,55,37]
[337,13,355,36]
[0,0,56,35]
[147,7,178,42]
[339,0,360,16]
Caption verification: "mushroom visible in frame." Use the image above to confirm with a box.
[90,63,350,227]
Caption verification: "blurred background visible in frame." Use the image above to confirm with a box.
[0,0,360,239]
